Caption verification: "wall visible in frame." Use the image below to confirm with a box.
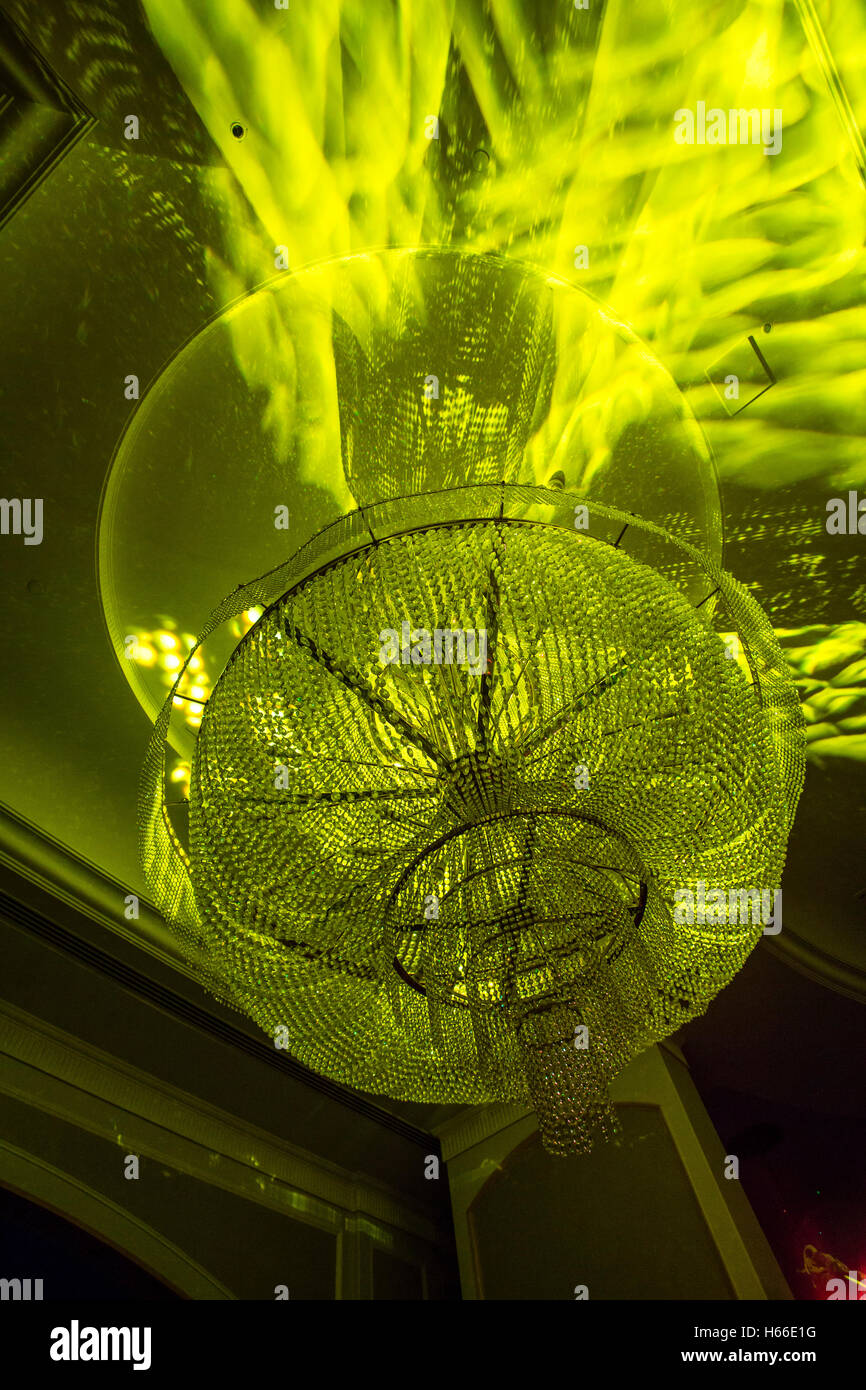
[437,1045,791,1301]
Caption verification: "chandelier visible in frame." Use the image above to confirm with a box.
[141,483,804,1154]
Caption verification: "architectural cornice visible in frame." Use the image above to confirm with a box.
[0,800,438,1148]
[0,800,186,970]
[0,998,443,1246]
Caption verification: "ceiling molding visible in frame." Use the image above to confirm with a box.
[0,997,443,1246]
[0,800,440,1150]
[0,5,94,232]
[0,798,188,969]
[0,1138,235,1300]
[763,930,866,1005]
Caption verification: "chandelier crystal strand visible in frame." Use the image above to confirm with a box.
[141,487,805,1153]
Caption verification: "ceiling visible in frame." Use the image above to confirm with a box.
[0,0,864,1145]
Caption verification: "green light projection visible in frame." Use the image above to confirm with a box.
[133,0,866,765]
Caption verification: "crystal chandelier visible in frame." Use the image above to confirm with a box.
[141,483,805,1154]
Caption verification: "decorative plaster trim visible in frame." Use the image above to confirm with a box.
[0,1139,234,1300]
[0,799,186,970]
[0,998,440,1245]
[434,1103,532,1161]
[763,930,866,1004]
